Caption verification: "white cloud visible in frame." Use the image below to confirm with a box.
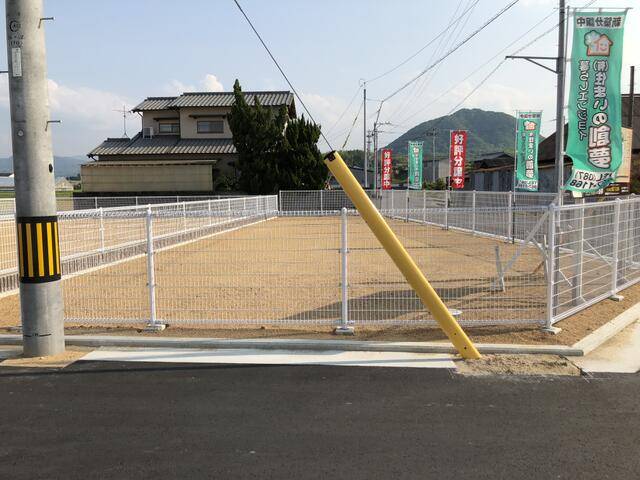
[162,73,225,95]
[202,74,224,92]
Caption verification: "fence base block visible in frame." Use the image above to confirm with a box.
[143,323,167,332]
[542,325,562,335]
[333,326,355,336]
[609,294,624,302]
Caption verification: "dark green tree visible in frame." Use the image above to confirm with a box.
[228,80,325,193]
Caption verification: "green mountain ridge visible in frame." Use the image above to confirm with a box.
[385,108,541,160]
[0,156,85,177]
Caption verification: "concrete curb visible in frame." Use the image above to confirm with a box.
[572,302,640,355]
[0,334,583,356]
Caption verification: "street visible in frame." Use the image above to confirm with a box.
[1,361,638,479]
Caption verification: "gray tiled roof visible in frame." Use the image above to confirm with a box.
[132,91,294,112]
[89,133,237,157]
[132,97,177,112]
[168,91,294,108]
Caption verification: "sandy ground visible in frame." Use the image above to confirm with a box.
[455,354,581,376]
[0,215,635,346]
[0,346,90,368]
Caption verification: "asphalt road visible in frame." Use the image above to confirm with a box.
[0,361,638,479]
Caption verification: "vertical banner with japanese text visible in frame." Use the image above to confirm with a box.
[565,11,626,193]
[381,149,393,190]
[515,111,541,191]
[449,130,467,189]
[408,141,423,189]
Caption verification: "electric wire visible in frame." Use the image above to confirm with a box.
[232,0,334,150]
[366,0,481,84]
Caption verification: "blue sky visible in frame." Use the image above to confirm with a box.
[0,0,637,156]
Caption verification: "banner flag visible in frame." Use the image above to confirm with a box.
[408,141,423,189]
[565,11,627,193]
[449,130,467,189]
[381,149,393,190]
[515,111,542,191]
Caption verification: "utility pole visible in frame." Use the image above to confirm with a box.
[505,0,567,205]
[426,128,437,182]
[628,66,635,129]
[5,0,65,357]
[373,121,378,193]
[362,81,368,189]
[554,0,566,205]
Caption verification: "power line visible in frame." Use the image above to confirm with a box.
[324,84,362,136]
[365,0,481,84]
[379,0,521,106]
[231,0,333,150]
[340,98,365,150]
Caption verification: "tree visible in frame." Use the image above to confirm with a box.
[228,80,325,194]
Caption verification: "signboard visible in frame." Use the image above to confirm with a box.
[408,141,423,190]
[583,127,633,196]
[381,149,393,190]
[515,111,541,191]
[449,130,467,189]
[565,11,627,193]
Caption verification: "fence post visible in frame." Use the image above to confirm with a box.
[610,199,623,301]
[278,191,282,212]
[99,207,105,253]
[135,196,139,206]
[507,190,513,243]
[335,207,354,335]
[320,190,324,214]
[208,199,213,226]
[94,197,98,210]
[405,189,410,222]
[472,190,476,235]
[182,202,187,232]
[572,198,585,306]
[444,190,449,230]
[545,203,557,331]
[145,207,164,331]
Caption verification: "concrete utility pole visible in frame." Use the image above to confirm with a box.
[629,66,635,129]
[5,0,65,357]
[554,0,567,205]
[363,82,368,189]
[426,128,437,182]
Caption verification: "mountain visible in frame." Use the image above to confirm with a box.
[0,155,86,177]
[385,108,541,160]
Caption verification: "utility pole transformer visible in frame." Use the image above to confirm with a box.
[5,0,65,357]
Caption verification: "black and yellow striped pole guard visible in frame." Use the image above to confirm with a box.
[16,216,61,283]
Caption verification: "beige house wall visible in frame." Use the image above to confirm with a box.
[141,110,181,135]
[81,163,213,193]
[178,106,233,139]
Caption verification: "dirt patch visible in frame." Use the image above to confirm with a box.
[455,354,581,376]
[0,346,91,368]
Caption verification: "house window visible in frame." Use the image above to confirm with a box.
[197,120,224,134]
[158,123,180,134]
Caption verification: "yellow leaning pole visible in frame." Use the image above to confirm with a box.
[324,151,481,359]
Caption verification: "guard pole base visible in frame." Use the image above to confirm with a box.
[333,326,355,336]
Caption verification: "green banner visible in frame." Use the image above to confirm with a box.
[565,11,626,193]
[515,111,541,192]
[408,141,423,189]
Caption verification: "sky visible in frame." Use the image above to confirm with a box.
[0,0,637,156]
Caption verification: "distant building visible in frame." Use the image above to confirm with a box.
[84,91,296,194]
[55,177,74,192]
[468,93,640,193]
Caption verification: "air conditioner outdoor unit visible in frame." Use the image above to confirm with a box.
[142,127,154,138]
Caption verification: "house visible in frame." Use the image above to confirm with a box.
[55,177,74,192]
[83,91,296,194]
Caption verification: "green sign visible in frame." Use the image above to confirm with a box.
[408,141,423,189]
[515,111,541,192]
[565,11,626,193]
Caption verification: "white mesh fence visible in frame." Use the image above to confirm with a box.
[1,189,638,331]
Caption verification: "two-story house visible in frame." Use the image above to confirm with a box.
[83,91,296,193]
